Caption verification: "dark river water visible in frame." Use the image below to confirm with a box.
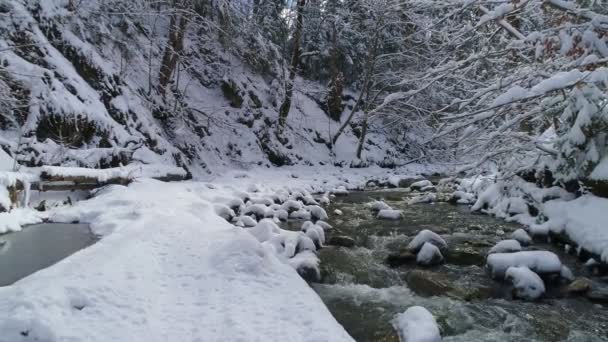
[309,190,608,342]
[0,223,97,286]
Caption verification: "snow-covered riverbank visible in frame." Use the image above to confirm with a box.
[0,165,443,342]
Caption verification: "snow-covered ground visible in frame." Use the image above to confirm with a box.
[0,164,443,342]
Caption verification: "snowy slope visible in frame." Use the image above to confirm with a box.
[0,0,415,178]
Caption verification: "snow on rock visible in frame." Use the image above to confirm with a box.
[410,180,433,191]
[302,221,326,247]
[290,208,312,220]
[392,306,441,342]
[319,192,331,206]
[488,239,522,254]
[334,209,343,216]
[214,204,235,221]
[40,164,187,182]
[368,200,392,212]
[505,266,546,300]
[590,156,608,180]
[306,205,328,221]
[377,209,403,220]
[235,215,257,227]
[243,203,270,219]
[281,199,303,213]
[274,209,289,221]
[408,193,437,205]
[486,251,562,279]
[416,242,444,266]
[511,229,532,246]
[287,250,321,283]
[332,186,349,196]
[542,195,608,263]
[407,230,447,253]
[316,221,333,230]
[450,190,476,204]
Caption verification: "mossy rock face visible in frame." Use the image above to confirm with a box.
[35,114,98,147]
[221,79,244,108]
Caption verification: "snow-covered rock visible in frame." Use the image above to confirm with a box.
[288,250,321,283]
[316,221,333,230]
[368,200,391,211]
[410,180,433,191]
[407,230,447,252]
[243,203,270,219]
[417,242,444,266]
[505,266,545,300]
[511,229,532,246]
[408,193,437,205]
[290,208,312,220]
[307,205,328,221]
[332,186,349,196]
[393,306,441,342]
[488,239,522,254]
[334,209,343,216]
[281,199,303,213]
[214,204,235,221]
[450,190,476,204]
[235,215,257,227]
[486,251,562,279]
[377,209,403,220]
[302,221,326,247]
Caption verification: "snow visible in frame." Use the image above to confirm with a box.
[590,156,608,180]
[40,164,187,182]
[368,200,392,211]
[408,193,437,205]
[486,251,562,279]
[377,209,403,220]
[542,195,608,263]
[505,266,545,300]
[407,230,447,252]
[488,239,522,254]
[492,85,529,106]
[410,180,432,190]
[511,229,532,246]
[416,242,444,266]
[334,209,343,216]
[0,208,46,234]
[0,177,354,342]
[0,149,15,171]
[392,306,441,342]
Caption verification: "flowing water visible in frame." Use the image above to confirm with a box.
[0,223,97,286]
[310,190,608,342]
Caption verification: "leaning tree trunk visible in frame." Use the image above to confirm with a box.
[158,12,188,97]
[331,30,380,146]
[277,0,306,135]
[355,110,369,159]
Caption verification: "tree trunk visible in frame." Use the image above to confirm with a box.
[277,0,306,134]
[158,12,188,97]
[355,110,368,159]
[326,26,343,121]
[331,30,380,146]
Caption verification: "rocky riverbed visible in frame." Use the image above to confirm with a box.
[306,188,608,341]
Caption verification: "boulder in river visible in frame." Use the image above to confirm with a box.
[511,229,532,246]
[377,209,403,220]
[386,250,417,267]
[410,180,433,191]
[407,230,447,253]
[446,246,485,266]
[486,251,562,279]
[405,270,455,297]
[328,235,356,248]
[417,242,444,266]
[565,278,592,294]
[488,239,522,255]
[505,266,545,301]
